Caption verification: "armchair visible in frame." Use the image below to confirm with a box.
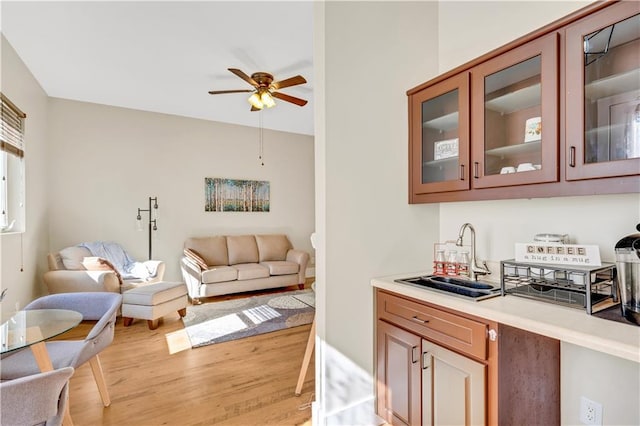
[0,367,75,426]
[44,242,165,294]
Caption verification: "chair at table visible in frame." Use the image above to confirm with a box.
[0,292,122,407]
[295,232,317,396]
[0,366,74,426]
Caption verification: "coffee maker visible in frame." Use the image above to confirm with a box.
[615,224,640,325]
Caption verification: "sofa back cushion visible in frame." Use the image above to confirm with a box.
[255,234,292,262]
[185,236,229,266]
[227,235,259,265]
[59,246,92,270]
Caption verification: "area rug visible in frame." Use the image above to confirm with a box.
[182,289,315,348]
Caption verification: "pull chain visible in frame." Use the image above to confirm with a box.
[259,111,265,166]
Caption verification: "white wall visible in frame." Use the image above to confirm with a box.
[438,0,593,72]
[0,35,50,320]
[46,98,315,281]
[318,1,440,422]
[562,342,640,426]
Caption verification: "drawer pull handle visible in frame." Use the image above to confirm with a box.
[569,146,576,167]
[411,315,429,324]
[459,164,465,181]
[473,162,479,179]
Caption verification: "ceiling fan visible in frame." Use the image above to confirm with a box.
[208,68,308,111]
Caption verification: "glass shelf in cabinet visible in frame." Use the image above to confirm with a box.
[585,68,640,100]
[423,157,458,167]
[485,83,541,114]
[485,140,541,157]
[422,111,459,132]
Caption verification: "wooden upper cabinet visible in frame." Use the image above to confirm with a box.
[407,1,639,204]
[470,33,559,189]
[565,1,640,181]
[410,72,470,196]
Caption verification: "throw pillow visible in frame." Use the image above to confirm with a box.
[184,248,209,270]
[82,257,123,285]
[59,246,92,270]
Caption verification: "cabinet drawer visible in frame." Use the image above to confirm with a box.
[377,290,488,360]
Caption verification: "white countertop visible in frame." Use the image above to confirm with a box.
[372,272,640,363]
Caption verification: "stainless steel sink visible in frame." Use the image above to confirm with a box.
[394,275,501,301]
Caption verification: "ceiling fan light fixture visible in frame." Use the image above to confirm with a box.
[248,92,263,109]
[261,91,276,108]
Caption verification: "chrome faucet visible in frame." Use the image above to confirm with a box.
[456,223,491,281]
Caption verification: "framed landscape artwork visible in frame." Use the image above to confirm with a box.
[204,178,270,212]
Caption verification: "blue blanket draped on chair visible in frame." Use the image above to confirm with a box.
[79,241,159,280]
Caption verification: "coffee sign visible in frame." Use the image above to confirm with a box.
[515,243,601,267]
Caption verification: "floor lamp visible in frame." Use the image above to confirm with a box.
[135,196,158,260]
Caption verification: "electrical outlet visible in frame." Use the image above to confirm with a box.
[580,396,603,425]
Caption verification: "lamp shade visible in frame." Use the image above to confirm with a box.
[261,91,275,108]
[248,93,263,109]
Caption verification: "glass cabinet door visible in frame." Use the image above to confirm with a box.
[410,73,470,195]
[471,33,559,189]
[566,2,640,180]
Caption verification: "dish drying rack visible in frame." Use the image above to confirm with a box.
[500,259,617,314]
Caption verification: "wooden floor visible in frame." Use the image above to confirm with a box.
[59,283,315,426]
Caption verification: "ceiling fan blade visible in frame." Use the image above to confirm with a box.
[228,68,259,87]
[208,89,254,95]
[271,75,307,90]
[271,91,308,106]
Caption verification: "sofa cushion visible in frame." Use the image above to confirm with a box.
[185,236,228,266]
[260,261,299,276]
[227,235,259,265]
[59,246,92,270]
[233,263,270,280]
[201,266,238,284]
[255,234,293,262]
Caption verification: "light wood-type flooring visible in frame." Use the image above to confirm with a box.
[57,282,315,426]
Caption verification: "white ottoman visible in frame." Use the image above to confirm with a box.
[122,281,188,330]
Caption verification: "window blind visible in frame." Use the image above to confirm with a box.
[1,93,26,158]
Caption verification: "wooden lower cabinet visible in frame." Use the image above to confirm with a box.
[422,339,486,426]
[377,320,421,425]
[376,289,560,426]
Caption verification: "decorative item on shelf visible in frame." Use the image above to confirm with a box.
[516,162,536,172]
[500,166,516,174]
[433,138,459,160]
[524,116,542,143]
[135,196,158,260]
[514,242,602,267]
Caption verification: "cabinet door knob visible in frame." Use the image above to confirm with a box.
[411,315,429,324]
[488,329,497,341]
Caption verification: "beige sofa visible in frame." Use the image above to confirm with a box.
[180,234,309,301]
[44,245,166,294]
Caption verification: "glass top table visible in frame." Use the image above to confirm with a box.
[1,309,82,369]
